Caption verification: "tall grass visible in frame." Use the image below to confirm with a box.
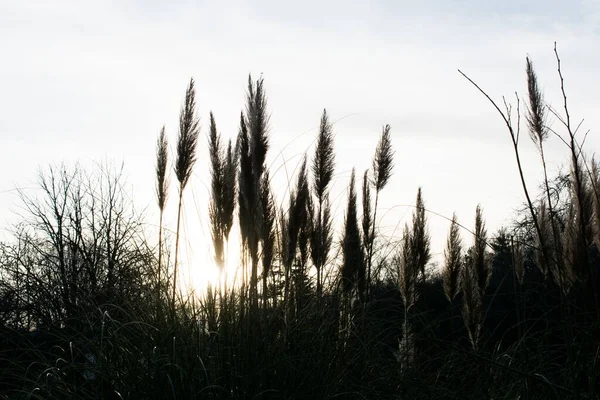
[155,125,169,317]
[2,46,600,399]
[173,78,200,317]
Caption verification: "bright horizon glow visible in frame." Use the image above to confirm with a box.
[169,194,243,298]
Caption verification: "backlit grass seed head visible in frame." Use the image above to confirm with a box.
[399,224,418,309]
[372,124,394,192]
[155,125,169,211]
[312,109,335,201]
[341,168,365,296]
[175,78,200,190]
[443,213,463,302]
[411,188,431,280]
[472,204,490,296]
[525,56,548,147]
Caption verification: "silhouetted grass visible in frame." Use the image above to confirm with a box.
[1,46,600,399]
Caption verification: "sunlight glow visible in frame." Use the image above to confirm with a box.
[179,222,243,299]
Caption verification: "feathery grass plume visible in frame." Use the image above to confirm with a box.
[237,112,252,250]
[563,162,594,285]
[208,112,225,269]
[398,224,418,310]
[310,196,333,297]
[207,114,237,273]
[397,223,418,369]
[240,75,271,311]
[443,213,463,302]
[472,205,490,296]
[175,79,200,189]
[525,56,548,147]
[247,75,270,183]
[459,68,547,287]
[236,111,252,315]
[372,124,394,192]
[366,124,394,296]
[511,236,525,285]
[526,56,565,285]
[285,158,310,270]
[411,188,431,282]
[156,126,169,213]
[563,159,595,285]
[461,256,483,351]
[341,169,366,299]
[155,126,168,309]
[290,157,311,305]
[260,171,275,308]
[311,109,335,296]
[554,44,595,303]
[172,78,200,316]
[312,109,335,203]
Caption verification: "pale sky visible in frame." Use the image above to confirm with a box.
[1,0,600,287]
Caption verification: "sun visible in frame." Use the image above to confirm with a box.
[178,222,243,298]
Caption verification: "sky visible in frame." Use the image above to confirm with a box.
[1,0,600,289]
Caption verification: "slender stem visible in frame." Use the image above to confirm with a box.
[317,200,323,297]
[554,43,600,319]
[172,188,183,319]
[367,191,380,298]
[157,209,164,318]
[458,69,546,266]
[539,145,565,287]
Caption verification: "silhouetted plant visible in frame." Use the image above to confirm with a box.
[341,169,365,300]
[412,188,431,282]
[397,224,417,369]
[289,156,311,311]
[260,171,276,308]
[311,109,335,297]
[526,56,565,286]
[365,125,394,296]
[472,205,490,297]
[461,251,483,351]
[443,213,463,302]
[173,78,200,317]
[208,111,237,276]
[459,68,546,277]
[155,125,169,313]
[209,112,226,269]
[553,45,592,287]
[398,224,417,311]
[238,75,270,312]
